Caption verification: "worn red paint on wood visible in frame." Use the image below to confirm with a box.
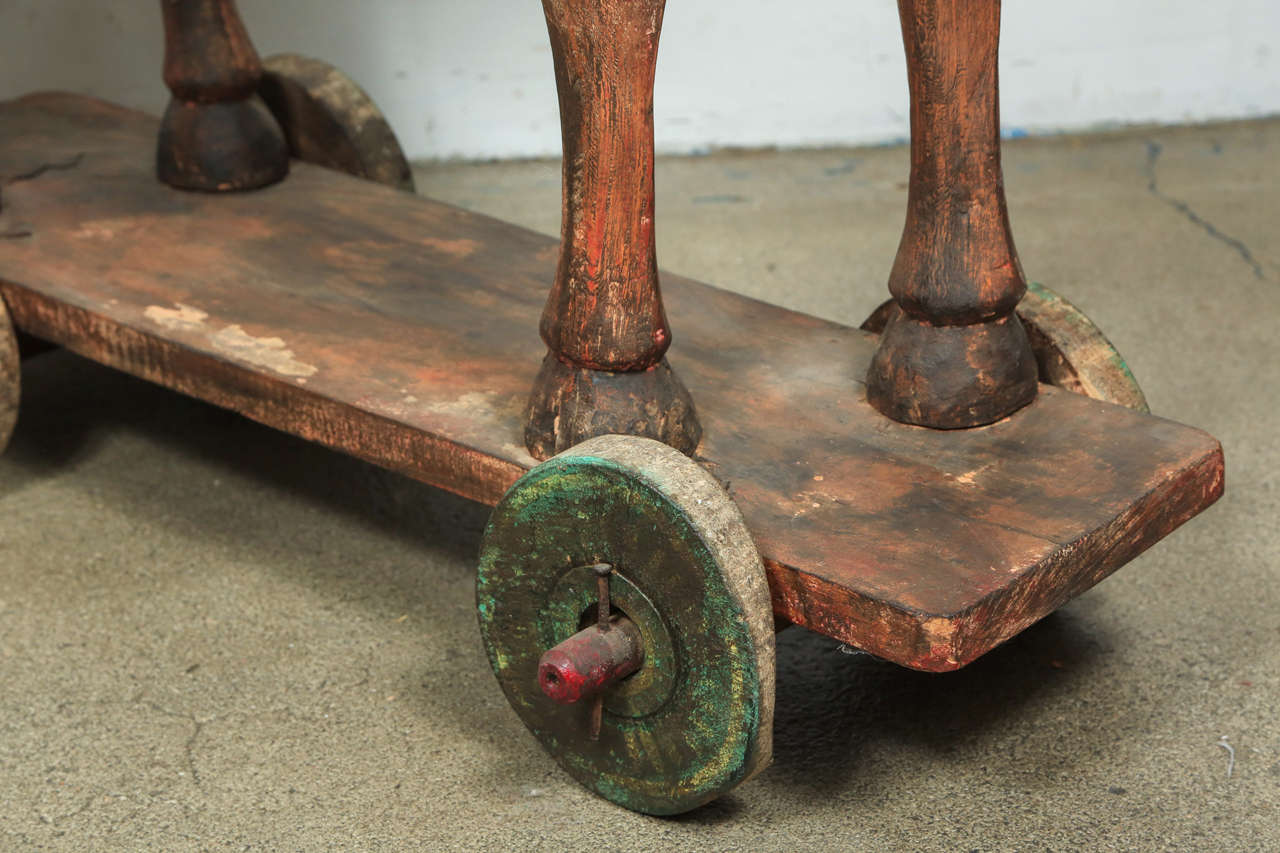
[524,0,700,460]
[867,0,1038,428]
[0,94,1224,671]
[540,0,667,371]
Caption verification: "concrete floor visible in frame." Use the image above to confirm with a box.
[1,119,1276,851]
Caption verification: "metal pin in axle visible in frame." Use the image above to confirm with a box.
[536,563,644,741]
[590,563,611,739]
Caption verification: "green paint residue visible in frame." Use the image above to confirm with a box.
[474,449,767,815]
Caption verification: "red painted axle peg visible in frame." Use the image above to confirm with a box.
[539,563,645,740]
[537,616,645,706]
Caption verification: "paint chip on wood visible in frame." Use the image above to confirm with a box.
[144,303,209,332]
[212,324,317,377]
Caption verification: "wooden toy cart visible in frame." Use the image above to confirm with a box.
[0,0,1223,815]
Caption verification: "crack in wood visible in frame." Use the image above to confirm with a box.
[4,152,85,186]
[0,153,85,227]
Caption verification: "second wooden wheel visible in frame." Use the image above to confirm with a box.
[259,53,415,192]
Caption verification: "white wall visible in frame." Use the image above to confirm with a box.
[3,1,1277,160]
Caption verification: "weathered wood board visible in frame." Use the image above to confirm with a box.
[0,93,1223,671]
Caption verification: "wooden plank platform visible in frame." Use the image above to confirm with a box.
[0,93,1223,672]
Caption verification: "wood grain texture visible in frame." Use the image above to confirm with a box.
[540,0,668,371]
[259,53,415,193]
[526,0,700,459]
[0,94,1224,671]
[157,0,288,191]
[867,0,1038,428]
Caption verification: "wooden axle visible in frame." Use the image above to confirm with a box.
[156,0,288,191]
[867,0,1038,428]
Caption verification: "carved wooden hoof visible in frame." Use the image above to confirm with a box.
[0,297,20,453]
[863,281,1148,412]
[524,354,701,461]
[157,0,288,192]
[156,96,288,192]
[866,307,1038,429]
[259,54,415,192]
[478,435,774,814]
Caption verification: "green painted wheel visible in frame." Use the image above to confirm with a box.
[0,297,18,453]
[477,435,775,815]
[862,282,1147,411]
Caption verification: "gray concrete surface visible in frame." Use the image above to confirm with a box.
[1,120,1276,851]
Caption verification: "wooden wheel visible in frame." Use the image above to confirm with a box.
[477,435,775,815]
[258,54,415,192]
[862,281,1148,411]
[0,297,19,453]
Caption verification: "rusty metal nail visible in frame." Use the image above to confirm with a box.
[593,562,612,632]
[590,562,612,739]
[589,694,604,741]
